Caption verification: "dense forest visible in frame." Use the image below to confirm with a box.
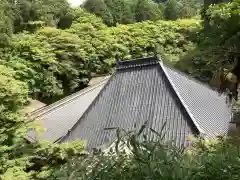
[83,0,203,25]
[0,0,240,179]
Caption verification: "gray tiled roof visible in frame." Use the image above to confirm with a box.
[29,56,232,149]
[60,56,232,150]
[27,76,109,142]
[162,65,232,137]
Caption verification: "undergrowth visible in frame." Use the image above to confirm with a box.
[51,126,240,180]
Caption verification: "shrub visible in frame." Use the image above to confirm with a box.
[51,127,240,180]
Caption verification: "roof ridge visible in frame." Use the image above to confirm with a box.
[28,76,110,119]
[159,61,204,135]
[117,56,159,70]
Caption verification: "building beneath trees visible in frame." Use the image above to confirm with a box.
[28,56,233,150]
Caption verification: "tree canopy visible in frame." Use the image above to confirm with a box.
[83,0,204,25]
[176,0,240,82]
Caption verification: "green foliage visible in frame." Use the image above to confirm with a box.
[0,138,85,180]
[105,0,137,25]
[164,0,184,20]
[1,33,63,102]
[51,128,240,180]
[83,0,114,26]
[135,0,164,22]
[0,59,85,180]
[0,9,107,103]
[66,10,200,81]
[0,65,29,179]
[13,0,71,32]
[26,140,85,179]
[0,3,91,178]
[38,27,94,95]
[0,6,200,102]
[83,0,164,26]
[0,0,14,47]
[206,0,240,51]
[70,8,106,30]
[0,0,202,103]
[163,0,202,20]
[83,0,203,25]
[180,0,203,17]
[176,0,240,83]
[0,65,28,125]
[0,65,29,161]
[108,19,200,62]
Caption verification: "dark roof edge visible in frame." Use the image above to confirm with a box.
[117,56,159,70]
[57,73,116,143]
[159,61,204,135]
[28,76,110,120]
